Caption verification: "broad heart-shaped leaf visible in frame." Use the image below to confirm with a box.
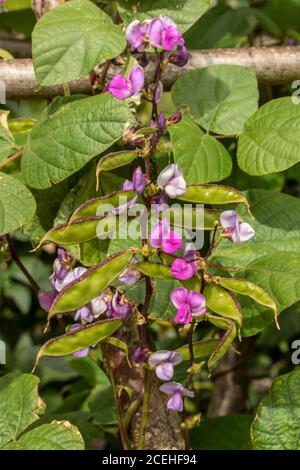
[118,0,211,33]
[0,373,44,448]
[172,65,258,135]
[178,184,251,214]
[0,173,36,236]
[49,250,133,318]
[169,116,232,183]
[34,318,122,366]
[251,369,300,450]
[191,415,252,450]
[32,0,126,86]
[176,339,219,361]
[2,421,84,450]
[237,97,300,175]
[21,93,132,189]
[0,119,16,160]
[204,283,242,326]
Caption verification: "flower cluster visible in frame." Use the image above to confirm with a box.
[108,16,189,100]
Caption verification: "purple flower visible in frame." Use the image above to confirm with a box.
[108,66,144,100]
[148,350,182,381]
[157,164,186,198]
[183,243,199,263]
[126,20,150,52]
[159,382,194,412]
[171,258,197,281]
[91,295,108,318]
[74,305,94,325]
[157,112,167,133]
[150,219,182,254]
[123,166,146,194]
[51,266,87,292]
[38,290,57,312]
[220,210,255,243]
[154,80,163,104]
[168,45,189,67]
[151,191,169,214]
[133,346,148,364]
[119,257,142,286]
[148,16,184,51]
[170,287,206,324]
[70,324,90,358]
[108,292,132,321]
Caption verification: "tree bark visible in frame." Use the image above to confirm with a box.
[1,46,300,100]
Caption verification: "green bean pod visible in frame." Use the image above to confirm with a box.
[204,283,242,326]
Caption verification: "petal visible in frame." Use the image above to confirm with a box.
[162,25,181,51]
[132,166,146,193]
[169,351,183,366]
[148,18,163,47]
[74,305,93,324]
[170,287,188,308]
[129,66,144,95]
[154,80,163,104]
[38,290,56,312]
[91,296,107,317]
[235,222,255,243]
[108,75,132,100]
[54,267,87,291]
[123,179,134,191]
[161,230,182,254]
[126,20,144,51]
[159,381,181,395]
[167,393,183,412]
[159,16,177,29]
[148,350,173,366]
[171,258,195,280]
[164,176,186,198]
[187,291,206,310]
[73,347,90,358]
[149,220,163,248]
[181,386,195,398]
[156,363,174,381]
[220,210,238,230]
[157,163,182,189]
[174,304,192,324]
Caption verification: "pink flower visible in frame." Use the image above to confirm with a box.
[168,45,189,67]
[108,66,144,100]
[220,210,255,243]
[123,166,146,194]
[150,219,182,254]
[126,20,150,52]
[157,163,186,198]
[159,382,194,412]
[170,287,206,324]
[148,16,184,51]
[171,258,197,281]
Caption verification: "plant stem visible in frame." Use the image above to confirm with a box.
[0,148,22,170]
[137,368,152,450]
[106,353,129,450]
[4,234,40,293]
[204,223,220,261]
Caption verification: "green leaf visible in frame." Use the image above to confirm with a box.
[176,339,219,361]
[3,0,31,11]
[0,115,16,160]
[49,250,133,317]
[70,190,136,220]
[32,0,126,86]
[204,283,242,326]
[0,373,44,448]
[169,116,232,183]
[118,0,212,33]
[191,415,252,450]
[21,93,132,189]
[34,319,122,365]
[104,336,131,367]
[251,369,300,450]
[0,173,36,236]
[178,183,251,213]
[172,65,258,135]
[2,421,84,450]
[237,97,300,175]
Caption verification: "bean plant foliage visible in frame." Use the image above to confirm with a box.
[0,0,300,452]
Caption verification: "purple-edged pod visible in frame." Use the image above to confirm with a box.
[96,150,139,191]
[203,283,243,327]
[32,318,122,371]
[177,184,252,217]
[206,314,237,371]
[69,190,136,222]
[47,250,134,321]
